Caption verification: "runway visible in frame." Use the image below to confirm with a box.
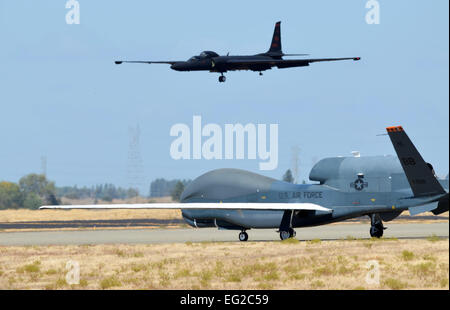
[0,218,185,230]
[0,222,447,246]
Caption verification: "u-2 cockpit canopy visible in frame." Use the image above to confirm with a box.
[188,51,219,62]
[199,51,219,58]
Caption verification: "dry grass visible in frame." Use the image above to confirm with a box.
[0,238,447,290]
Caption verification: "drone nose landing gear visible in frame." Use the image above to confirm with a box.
[369,213,386,238]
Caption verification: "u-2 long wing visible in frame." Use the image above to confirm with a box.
[115,60,178,65]
[40,202,332,212]
[227,57,360,68]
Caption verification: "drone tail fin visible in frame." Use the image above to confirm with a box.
[386,126,446,198]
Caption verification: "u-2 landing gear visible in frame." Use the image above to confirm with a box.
[369,213,386,238]
[218,73,226,83]
[238,230,248,242]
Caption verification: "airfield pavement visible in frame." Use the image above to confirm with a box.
[0,222,448,246]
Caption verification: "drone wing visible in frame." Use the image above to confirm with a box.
[40,202,332,212]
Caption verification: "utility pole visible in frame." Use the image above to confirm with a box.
[291,145,300,184]
[127,124,145,200]
[41,156,47,177]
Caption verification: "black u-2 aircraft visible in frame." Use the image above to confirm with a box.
[115,21,361,82]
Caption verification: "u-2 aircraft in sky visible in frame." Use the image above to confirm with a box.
[42,126,449,242]
[115,21,361,82]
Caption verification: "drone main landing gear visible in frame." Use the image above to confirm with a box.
[218,73,226,83]
[369,213,386,238]
[279,228,296,240]
[278,210,296,240]
[239,230,248,242]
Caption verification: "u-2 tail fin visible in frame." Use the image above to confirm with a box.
[386,126,446,197]
[268,21,282,55]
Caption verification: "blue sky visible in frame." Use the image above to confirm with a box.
[0,0,448,194]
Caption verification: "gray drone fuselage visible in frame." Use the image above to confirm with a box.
[180,156,448,230]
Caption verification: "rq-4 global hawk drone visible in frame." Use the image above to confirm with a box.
[114,21,360,82]
[42,126,449,242]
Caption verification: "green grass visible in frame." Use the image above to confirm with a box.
[401,250,414,261]
[79,278,88,288]
[310,280,325,288]
[133,252,144,258]
[114,249,126,257]
[313,265,336,277]
[199,270,213,286]
[337,265,352,275]
[283,264,301,274]
[411,262,436,277]
[174,268,191,279]
[214,261,225,277]
[291,273,306,280]
[158,271,171,287]
[383,278,408,290]
[226,272,242,283]
[100,276,122,289]
[369,237,398,242]
[427,234,441,242]
[55,278,67,288]
[422,254,437,262]
[45,269,58,275]
[307,238,321,244]
[262,270,279,281]
[130,263,148,273]
[16,261,41,274]
[257,282,274,289]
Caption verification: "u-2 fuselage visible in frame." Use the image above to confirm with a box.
[170,54,277,73]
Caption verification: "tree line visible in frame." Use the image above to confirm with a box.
[0,174,59,210]
[1,174,140,210]
[56,184,139,202]
[149,178,191,199]
[1,170,298,209]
